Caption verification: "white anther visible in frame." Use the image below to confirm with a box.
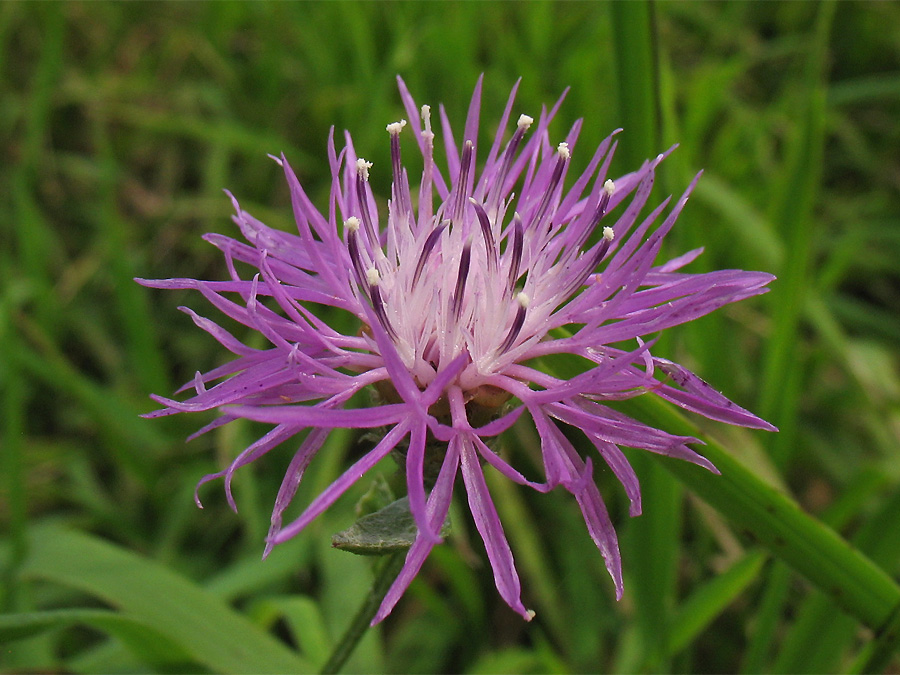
[266,153,284,167]
[421,105,433,137]
[603,179,616,195]
[356,158,373,181]
[386,119,407,135]
[516,291,530,309]
[602,226,615,241]
[366,267,381,286]
[345,217,360,233]
[557,142,570,159]
[517,114,534,130]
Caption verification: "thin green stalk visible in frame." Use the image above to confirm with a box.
[758,0,836,469]
[749,5,837,667]
[610,4,680,668]
[0,326,27,612]
[609,0,660,168]
[319,552,405,675]
[15,7,64,333]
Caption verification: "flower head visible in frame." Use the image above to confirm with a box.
[140,76,775,623]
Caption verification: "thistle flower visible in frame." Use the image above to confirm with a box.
[139,76,775,623]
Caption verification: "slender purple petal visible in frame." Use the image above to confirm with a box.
[271,421,412,544]
[373,436,461,624]
[460,436,533,621]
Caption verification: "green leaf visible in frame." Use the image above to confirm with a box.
[0,609,195,669]
[19,525,312,674]
[773,480,900,673]
[618,393,900,634]
[332,497,450,555]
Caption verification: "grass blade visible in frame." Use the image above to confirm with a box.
[758,0,836,468]
[19,524,312,674]
[610,4,681,668]
[618,392,900,633]
[0,609,195,668]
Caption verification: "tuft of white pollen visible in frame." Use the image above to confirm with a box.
[604,179,616,195]
[421,105,433,137]
[517,114,534,130]
[602,226,615,241]
[357,158,373,181]
[345,217,360,233]
[516,291,530,309]
[557,142,570,159]
[366,266,381,286]
[386,119,407,135]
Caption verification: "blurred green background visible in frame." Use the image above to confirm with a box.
[2,1,900,673]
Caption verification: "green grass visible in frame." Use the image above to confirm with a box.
[2,1,900,673]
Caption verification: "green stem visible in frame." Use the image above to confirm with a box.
[758,0,835,469]
[609,0,661,169]
[610,5,680,669]
[0,329,27,613]
[320,552,405,674]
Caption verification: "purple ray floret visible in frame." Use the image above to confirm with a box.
[138,76,776,624]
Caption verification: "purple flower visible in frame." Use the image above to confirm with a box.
[140,76,775,623]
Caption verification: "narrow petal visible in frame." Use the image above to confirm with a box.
[460,437,533,621]
[405,420,442,544]
[226,401,408,429]
[373,437,461,624]
[264,428,330,558]
[569,460,625,598]
[271,421,412,544]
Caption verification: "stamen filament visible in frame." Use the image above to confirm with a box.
[528,142,570,233]
[355,158,379,247]
[419,105,434,227]
[346,218,368,288]
[386,120,407,206]
[487,113,533,213]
